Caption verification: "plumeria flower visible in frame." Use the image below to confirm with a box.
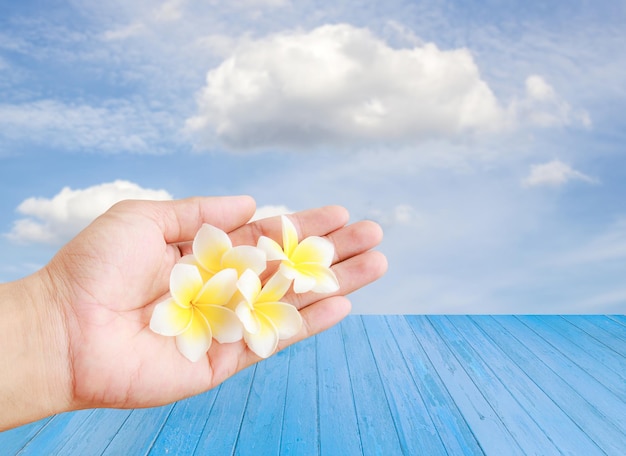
[257,215,339,294]
[150,264,243,362]
[235,269,303,359]
[182,223,266,281]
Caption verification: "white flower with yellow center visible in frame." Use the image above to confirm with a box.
[150,264,242,362]
[235,269,303,359]
[257,215,339,294]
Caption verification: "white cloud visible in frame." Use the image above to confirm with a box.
[522,159,596,188]
[525,74,555,101]
[186,24,507,150]
[6,180,172,245]
[512,75,591,128]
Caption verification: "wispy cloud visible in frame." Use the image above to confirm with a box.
[521,159,597,188]
[6,180,172,245]
[0,100,179,154]
[152,0,186,22]
[367,203,422,228]
[570,288,626,313]
[511,75,591,129]
[555,217,626,265]
[101,22,146,41]
[1,0,624,314]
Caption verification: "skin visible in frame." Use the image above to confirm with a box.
[0,196,387,431]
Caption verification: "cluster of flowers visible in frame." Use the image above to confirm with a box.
[149,216,339,361]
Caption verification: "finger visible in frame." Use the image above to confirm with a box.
[287,250,388,309]
[175,241,193,257]
[325,220,384,263]
[229,205,349,247]
[281,295,352,349]
[148,195,256,244]
[330,250,388,300]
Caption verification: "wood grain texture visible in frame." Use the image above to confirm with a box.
[2,316,624,455]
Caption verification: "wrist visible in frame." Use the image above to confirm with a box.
[0,268,73,431]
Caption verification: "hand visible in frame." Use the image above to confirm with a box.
[0,196,386,429]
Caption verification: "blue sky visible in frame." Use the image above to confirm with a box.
[1,0,625,313]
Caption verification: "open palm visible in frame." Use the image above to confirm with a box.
[46,196,386,411]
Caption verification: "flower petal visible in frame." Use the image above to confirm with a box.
[243,313,279,359]
[175,311,213,362]
[293,276,317,294]
[291,236,335,267]
[281,215,299,257]
[193,224,232,274]
[195,268,238,306]
[149,298,193,336]
[255,302,302,340]
[170,263,203,308]
[235,301,261,334]
[179,255,214,282]
[197,305,243,344]
[257,236,287,261]
[257,272,292,303]
[278,261,298,280]
[297,263,340,293]
[280,263,316,293]
[224,290,243,311]
[236,269,261,306]
[221,245,267,276]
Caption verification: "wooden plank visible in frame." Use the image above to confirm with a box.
[16,409,94,455]
[388,316,483,455]
[191,365,256,455]
[0,417,52,455]
[476,315,626,455]
[518,316,626,403]
[316,322,363,455]
[563,315,626,355]
[451,316,605,454]
[279,337,319,455]
[5,314,626,455]
[148,389,220,455]
[496,316,626,428]
[531,315,626,376]
[609,315,626,326]
[104,404,174,455]
[362,316,448,455]
[341,316,405,455]
[406,316,525,455]
[55,409,131,455]
[234,349,290,455]
[428,316,563,455]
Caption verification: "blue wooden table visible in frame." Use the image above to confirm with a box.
[2,315,625,455]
